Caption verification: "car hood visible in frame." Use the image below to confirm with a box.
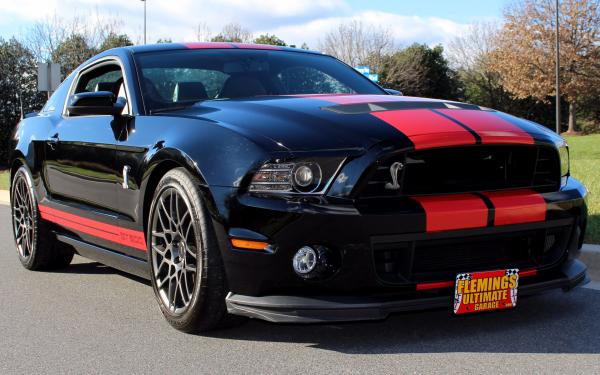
[159,94,561,152]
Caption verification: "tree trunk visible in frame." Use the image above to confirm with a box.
[567,101,577,133]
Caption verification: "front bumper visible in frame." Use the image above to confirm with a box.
[214,177,588,297]
[226,259,588,323]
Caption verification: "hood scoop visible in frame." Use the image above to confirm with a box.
[323,100,485,115]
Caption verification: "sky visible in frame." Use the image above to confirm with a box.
[0,0,506,49]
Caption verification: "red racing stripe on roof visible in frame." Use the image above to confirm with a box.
[436,109,535,145]
[184,42,234,49]
[412,194,489,232]
[372,109,478,149]
[231,43,282,50]
[482,189,547,226]
[39,205,147,251]
[184,42,284,50]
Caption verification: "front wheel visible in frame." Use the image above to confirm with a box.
[148,168,243,332]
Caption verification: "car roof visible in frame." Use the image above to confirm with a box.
[120,42,323,55]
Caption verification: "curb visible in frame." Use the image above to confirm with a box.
[0,190,8,206]
[582,244,600,253]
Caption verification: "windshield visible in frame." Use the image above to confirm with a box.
[134,49,385,112]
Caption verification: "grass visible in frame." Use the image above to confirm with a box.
[564,134,600,244]
[0,170,8,191]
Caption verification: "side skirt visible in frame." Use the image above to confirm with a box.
[56,234,150,280]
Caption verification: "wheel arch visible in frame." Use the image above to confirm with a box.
[10,153,25,182]
[9,153,28,201]
[140,148,218,237]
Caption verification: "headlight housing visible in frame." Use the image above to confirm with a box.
[558,143,569,177]
[249,158,345,194]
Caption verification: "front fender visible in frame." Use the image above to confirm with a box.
[129,115,278,227]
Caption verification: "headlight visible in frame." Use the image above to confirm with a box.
[249,158,344,194]
[558,144,569,177]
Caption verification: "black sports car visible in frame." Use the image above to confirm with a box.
[10,42,588,332]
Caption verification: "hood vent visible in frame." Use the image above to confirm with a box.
[322,101,484,115]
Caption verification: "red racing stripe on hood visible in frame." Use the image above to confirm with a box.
[482,189,546,226]
[436,109,535,145]
[412,194,489,232]
[372,109,477,149]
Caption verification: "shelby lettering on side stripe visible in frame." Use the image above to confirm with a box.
[38,205,147,251]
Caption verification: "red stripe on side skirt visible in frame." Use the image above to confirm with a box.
[372,109,477,149]
[482,190,546,226]
[412,194,489,232]
[416,268,538,290]
[38,205,147,251]
[435,109,535,145]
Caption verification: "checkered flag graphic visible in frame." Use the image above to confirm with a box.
[505,269,519,276]
[454,273,471,312]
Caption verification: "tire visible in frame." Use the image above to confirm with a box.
[147,168,243,332]
[11,166,74,270]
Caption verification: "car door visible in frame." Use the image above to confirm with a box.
[44,59,126,214]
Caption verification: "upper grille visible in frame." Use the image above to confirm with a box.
[358,145,560,198]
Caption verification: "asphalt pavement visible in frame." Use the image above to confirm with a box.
[1,204,599,374]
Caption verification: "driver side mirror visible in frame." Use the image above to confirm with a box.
[67,91,126,116]
[384,88,403,96]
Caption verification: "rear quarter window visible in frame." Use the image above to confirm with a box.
[41,76,73,114]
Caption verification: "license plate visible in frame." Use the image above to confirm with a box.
[453,269,519,315]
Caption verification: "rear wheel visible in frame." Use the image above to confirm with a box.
[11,166,74,270]
[148,168,242,332]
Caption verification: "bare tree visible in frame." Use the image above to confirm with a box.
[211,22,253,43]
[23,10,124,63]
[195,22,213,42]
[446,22,511,108]
[490,0,600,133]
[24,14,77,63]
[318,20,394,71]
[447,22,499,72]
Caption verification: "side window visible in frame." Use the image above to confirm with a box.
[70,62,131,115]
[278,67,354,94]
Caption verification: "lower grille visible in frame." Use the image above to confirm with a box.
[372,224,571,284]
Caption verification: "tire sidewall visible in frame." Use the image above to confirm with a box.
[147,170,210,327]
[11,166,40,269]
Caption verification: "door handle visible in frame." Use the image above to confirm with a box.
[47,134,59,150]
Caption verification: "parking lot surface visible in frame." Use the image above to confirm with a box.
[0,205,599,374]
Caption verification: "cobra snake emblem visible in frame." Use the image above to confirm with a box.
[385,161,404,190]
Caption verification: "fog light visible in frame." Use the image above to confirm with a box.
[292,245,341,280]
[293,246,317,275]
